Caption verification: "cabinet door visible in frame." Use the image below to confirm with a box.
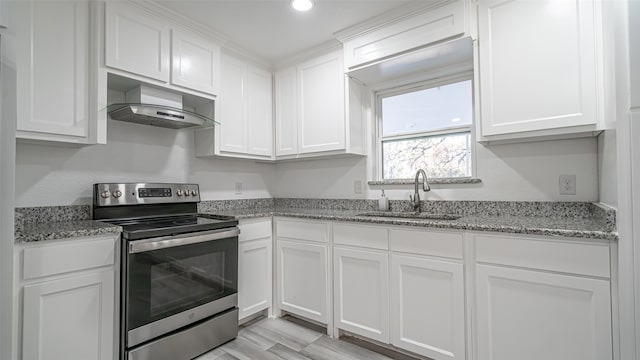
[478,0,599,136]
[14,1,89,140]
[475,264,612,360]
[334,247,389,343]
[275,67,298,156]
[277,240,329,324]
[247,66,273,157]
[390,255,465,360]
[171,28,220,96]
[238,238,272,320]
[23,270,115,360]
[105,2,170,82]
[297,51,345,153]
[218,53,248,154]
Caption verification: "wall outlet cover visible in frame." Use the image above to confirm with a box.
[559,174,576,195]
[235,182,243,195]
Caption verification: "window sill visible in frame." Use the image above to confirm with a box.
[368,177,482,186]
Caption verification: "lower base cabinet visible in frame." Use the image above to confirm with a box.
[23,270,115,360]
[475,264,612,360]
[390,254,465,360]
[19,234,118,360]
[334,247,389,343]
[238,218,273,321]
[277,239,329,324]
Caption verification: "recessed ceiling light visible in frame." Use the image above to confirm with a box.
[451,117,462,123]
[291,0,314,12]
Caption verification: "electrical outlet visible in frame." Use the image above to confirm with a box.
[235,182,243,195]
[559,175,576,195]
[354,180,362,194]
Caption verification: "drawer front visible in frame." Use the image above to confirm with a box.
[23,235,117,280]
[475,234,610,278]
[390,228,463,259]
[239,218,272,243]
[333,223,389,250]
[276,218,328,243]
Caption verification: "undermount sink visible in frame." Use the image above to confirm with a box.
[356,211,461,220]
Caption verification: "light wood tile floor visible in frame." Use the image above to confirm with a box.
[194,316,415,360]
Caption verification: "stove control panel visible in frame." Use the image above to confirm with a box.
[94,183,200,206]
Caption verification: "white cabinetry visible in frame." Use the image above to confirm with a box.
[333,247,389,343]
[104,2,220,97]
[238,218,272,321]
[390,255,465,360]
[276,218,330,324]
[10,1,102,144]
[274,68,298,157]
[297,51,346,154]
[195,53,272,159]
[274,50,365,160]
[18,235,118,360]
[338,0,466,71]
[171,28,221,96]
[105,2,170,82]
[388,228,466,360]
[473,233,613,360]
[476,0,604,142]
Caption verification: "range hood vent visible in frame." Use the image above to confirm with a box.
[107,84,217,129]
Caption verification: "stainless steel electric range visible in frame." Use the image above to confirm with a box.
[93,183,239,360]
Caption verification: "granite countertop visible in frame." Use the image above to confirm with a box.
[202,207,617,241]
[15,200,617,243]
[15,220,122,243]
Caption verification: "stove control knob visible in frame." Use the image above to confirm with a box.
[112,190,122,198]
[100,191,111,199]
[176,189,183,196]
[190,190,198,196]
[183,189,190,196]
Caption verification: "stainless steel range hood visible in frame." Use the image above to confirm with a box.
[107,103,216,129]
[107,84,217,129]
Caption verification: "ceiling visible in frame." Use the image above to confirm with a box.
[155,0,414,64]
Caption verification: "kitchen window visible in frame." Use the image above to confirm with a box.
[376,76,473,180]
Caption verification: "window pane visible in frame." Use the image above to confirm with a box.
[381,80,472,137]
[382,132,471,179]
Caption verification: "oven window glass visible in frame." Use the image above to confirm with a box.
[126,236,237,331]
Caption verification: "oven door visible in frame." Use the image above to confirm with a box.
[125,227,239,348]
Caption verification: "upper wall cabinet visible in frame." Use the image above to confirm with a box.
[105,2,170,82]
[274,49,366,160]
[104,2,220,97]
[476,0,604,142]
[195,52,273,160]
[9,1,104,144]
[171,28,221,95]
[336,0,467,72]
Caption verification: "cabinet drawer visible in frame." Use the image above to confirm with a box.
[333,223,388,250]
[276,219,328,243]
[23,236,117,280]
[239,219,272,242]
[475,234,610,278]
[390,228,463,259]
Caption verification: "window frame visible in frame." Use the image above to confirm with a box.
[374,72,477,181]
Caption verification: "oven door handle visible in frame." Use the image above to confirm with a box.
[128,227,240,254]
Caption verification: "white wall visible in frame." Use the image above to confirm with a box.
[15,120,276,206]
[272,137,599,202]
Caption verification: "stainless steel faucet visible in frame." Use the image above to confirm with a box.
[409,169,430,212]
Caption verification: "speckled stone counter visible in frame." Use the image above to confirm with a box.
[14,205,122,243]
[198,198,617,241]
[201,207,616,241]
[16,199,616,243]
[16,220,123,243]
